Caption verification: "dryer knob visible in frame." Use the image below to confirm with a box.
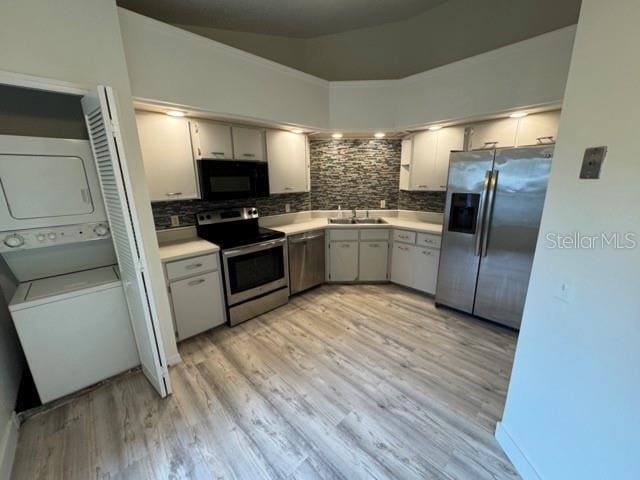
[93,224,109,236]
[4,234,24,248]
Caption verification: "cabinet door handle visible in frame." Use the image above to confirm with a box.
[368,243,380,247]
[242,153,256,157]
[422,250,432,256]
[536,136,555,144]
[398,246,409,251]
[284,186,294,190]
[483,141,498,148]
[398,234,409,239]
[340,244,351,248]
[188,279,206,286]
[417,184,428,188]
[185,263,203,270]
[211,151,225,155]
[166,192,182,197]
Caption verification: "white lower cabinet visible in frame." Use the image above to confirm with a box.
[391,242,415,287]
[359,241,389,281]
[413,247,439,294]
[328,241,359,281]
[165,253,226,341]
[391,229,441,294]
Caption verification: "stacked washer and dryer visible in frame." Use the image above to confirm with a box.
[0,134,139,404]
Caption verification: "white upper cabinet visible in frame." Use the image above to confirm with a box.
[232,126,266,161]
[471,117,518,150]
[190,120,233,160]
[266,130,309,194]
[515,111,561,146]
[406,126,465,191]
[433,126,465,191]
[136,111,199,202]
[408,130,438,191]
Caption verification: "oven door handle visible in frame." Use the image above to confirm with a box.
[223,237,287,258]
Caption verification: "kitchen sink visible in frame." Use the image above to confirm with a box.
[354,218,387,224]
[328,218,387,225]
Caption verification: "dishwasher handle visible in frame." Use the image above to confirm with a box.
[288,232,325,244]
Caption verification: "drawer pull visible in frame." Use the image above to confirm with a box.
[242,153,256,157]
[166,192,182,196]
[185,263,203,270]
[340,244,351,248]
[417,185,428,188]
[211,151,225,155]
[188,279,206,286]
[368,243,380,247]
[399,235,409,239]
[422,250,432,256]
[398,246,410,251]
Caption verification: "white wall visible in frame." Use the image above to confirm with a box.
[119,8,574,133]
[498,2,640,479]
[0,259,21,478]
[118,8,330,129]
[0,0,179,369]
[395,26,575,128]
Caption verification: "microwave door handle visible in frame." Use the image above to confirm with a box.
[481,170,499,257]
[475,170,492,256]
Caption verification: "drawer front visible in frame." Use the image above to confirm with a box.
[166,253,219,280]
[360,229,390,241]
[393,229,417,244]
[329,229,359,241]
[417,233,441,248]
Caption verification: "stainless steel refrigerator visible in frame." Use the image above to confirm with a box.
[435,145,553,329]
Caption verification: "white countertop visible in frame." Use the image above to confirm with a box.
[158,239,220,263]
[271,217,443,236]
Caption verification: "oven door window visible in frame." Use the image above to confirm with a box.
[227,246,285,295]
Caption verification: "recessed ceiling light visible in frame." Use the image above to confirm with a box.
[166,110,186,117]
[428,125,443,131]
[374,132,386,138]
[510,111,528,119]
[331,133,343,139]
[291,129,304,134]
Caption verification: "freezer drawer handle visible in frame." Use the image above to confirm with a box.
[475,170,492,256]
[481,170,499,257]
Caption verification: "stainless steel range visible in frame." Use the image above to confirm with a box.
[196,207,289,326]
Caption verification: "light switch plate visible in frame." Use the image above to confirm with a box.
[380,200,386,208]
[580,146,607,179]
[554,278,573,303]
[285,203,291,213]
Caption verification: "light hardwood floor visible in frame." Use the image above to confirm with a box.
[12,284,520,479]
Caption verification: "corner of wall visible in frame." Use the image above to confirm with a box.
[0,412,19,480]
[495,422,542,480]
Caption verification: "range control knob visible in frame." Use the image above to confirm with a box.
[36,234,46,242]
[47,232,57,240]
[93,224,109,236]
[4,234,24,248]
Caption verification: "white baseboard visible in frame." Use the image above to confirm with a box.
[0,413,19,480]
[495,421,542,480]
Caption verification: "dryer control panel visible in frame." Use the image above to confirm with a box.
[0,222,111,252]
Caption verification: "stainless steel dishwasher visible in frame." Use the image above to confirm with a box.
[288,230,325,295]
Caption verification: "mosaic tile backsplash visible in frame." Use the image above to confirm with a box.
[151,138,446,229]
[309,139,401,210]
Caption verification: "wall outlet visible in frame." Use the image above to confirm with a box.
[170,215,180,227]
[554,278,573,303]
[380,200,386,208]
[285,203,291,213]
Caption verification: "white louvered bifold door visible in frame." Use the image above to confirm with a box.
[81,86,171,398]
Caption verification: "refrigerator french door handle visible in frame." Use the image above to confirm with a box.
[481,170,499,257]
[475,170,492,256]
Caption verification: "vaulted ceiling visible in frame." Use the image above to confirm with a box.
[117,0,449,38]
[118,0,582,80]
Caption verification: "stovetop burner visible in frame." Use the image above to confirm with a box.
[195,207,285,249]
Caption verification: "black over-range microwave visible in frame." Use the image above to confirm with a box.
[197,160,270,200]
